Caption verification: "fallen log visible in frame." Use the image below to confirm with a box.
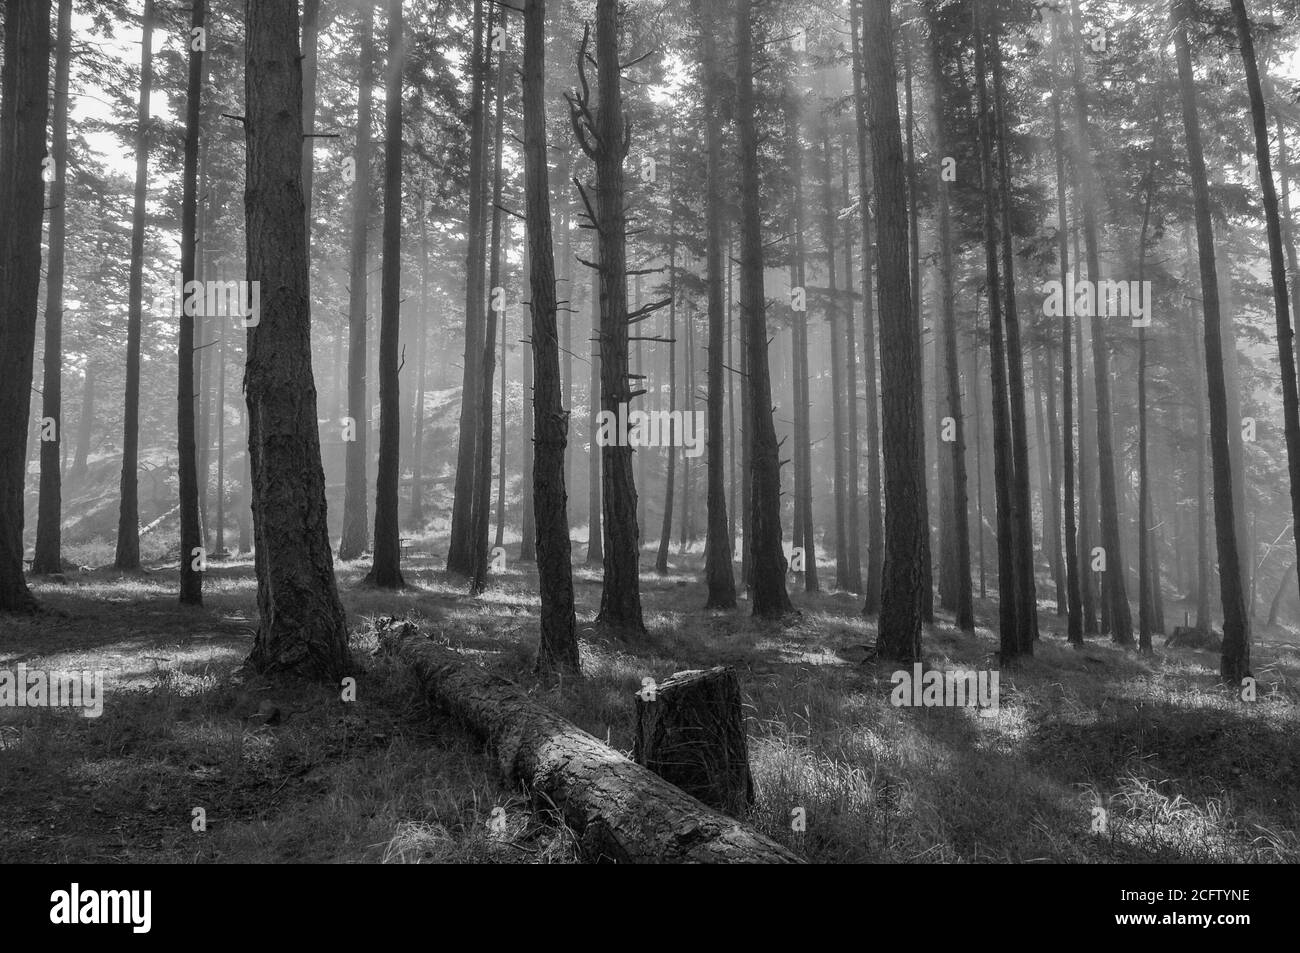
[378,619,801,864]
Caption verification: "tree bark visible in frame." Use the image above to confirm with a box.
[242,0,350,680]
[449,0,492,576]
[1172,0,1251,683]
[928,16,973,630]
[735,0,792,619]
[820,125,850,591]
[0,0,51,611]
[851,0,883,616]
[339,4,375,561]
[114,0,154,571]
[523,0,579,675]
[700,0,736,609]
[32,0,72,578]
[1233,0,1300,638]
[177,0,205,604]
[864,0,924,659]
[366,0,406,590]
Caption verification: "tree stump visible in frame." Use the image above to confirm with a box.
[1165,626,1222,651]
[634,666,755,818]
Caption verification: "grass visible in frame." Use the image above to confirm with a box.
[2,542,1298,864]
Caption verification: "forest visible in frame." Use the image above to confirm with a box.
[0,0,1297,867]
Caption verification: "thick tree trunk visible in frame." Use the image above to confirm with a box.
[32,0,73,578]
[114,0,154,571]
[177,0,205,605]
[409,199,430,525]
[587,266,603,565]
[1137,163,1156,655]
[339,4,375,561]
[864,0,924,659]
[243,0,350,680]
[519,228,537,563]
[381,620,798,862]
[701,0,736,609]
[366,0,406,590]
[851,0,884,616]
[301,0,320,252]
[523,0,579,675]
[0,0,51,611]
[448,0,491,576]
[735,0,792,619]
[1172,0,1251,683]
[69,363,94,484]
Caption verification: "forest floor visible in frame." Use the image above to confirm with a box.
[2,541,1299,864]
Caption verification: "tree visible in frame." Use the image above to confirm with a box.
[850,0,883,616]
[114,0,155,572]
[448,0,491,577]
[31,0,73,578]
[339,4,376,562]
[862,0,925,659]
[177,0,206,605]
[524,0,580,675]
[243,0,350,680]
[568,1,645,633]
[735,0,792,619]
[0,0,52,612]
[1172,0,1251,683]
[1232,0,1300,630]
[927,3,973,631]
[366,0,406,590]
[699,0,736,610]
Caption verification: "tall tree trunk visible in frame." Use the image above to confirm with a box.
[448,0,491,576]
[571,1,643,631]
[519,231,537,563]
[820,124,850,591]
[701,0,736,609]
[991,14,1036,651]
[1172,0,1251,682]
[902,24,933,625]
[523,0,579,674]
[1234,0,1300,629]
[587,264,602,564]
[928,15,973,630]
[32,0,73,578]
[974,0,1021,660]
[243,0,349,679]
[367,0,406,590]
[863,0,924,658]
[735,0,792,618]
[851,0,883,615]
[339,4,375,561]
[215,325,226,555]
[177,0,206,604]
[840,135,863,594]
[472,14,507,594]
[680,305,695,551]
[114,0,155,571]
[0,0,51,611]
[1136,161,1156,655]
[1069,0,1131,646]
[785,91,818,592]
[409,194,430,525]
